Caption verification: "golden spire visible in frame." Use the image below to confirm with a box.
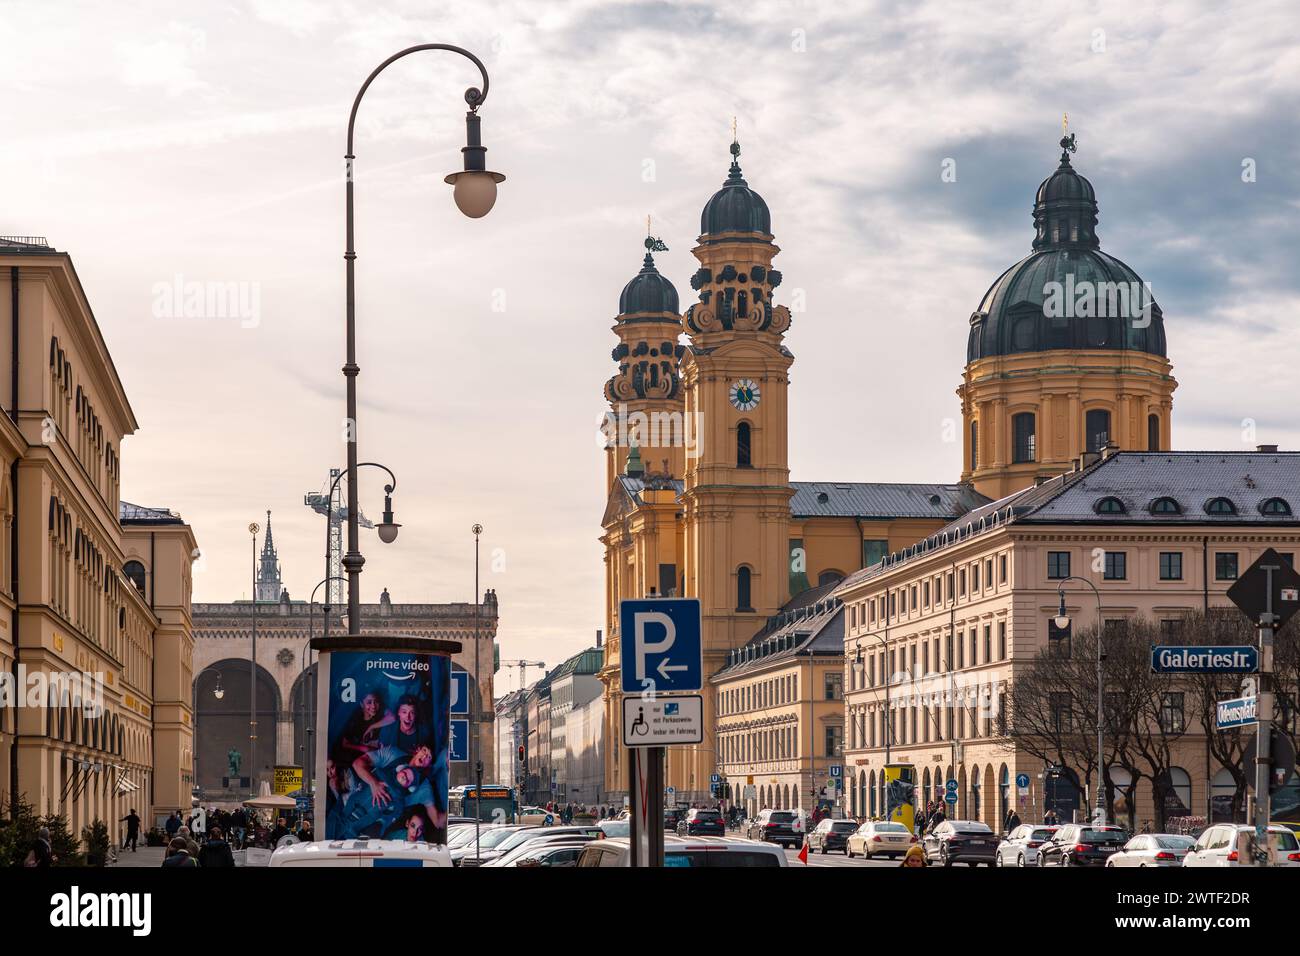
[731,115,738,144]
[1062,112,1069,135]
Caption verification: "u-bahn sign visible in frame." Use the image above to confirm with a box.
[1151,645,1259,674]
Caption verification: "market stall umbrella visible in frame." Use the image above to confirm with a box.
[243,782,297,811]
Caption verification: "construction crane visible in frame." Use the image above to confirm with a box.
[500,660,546,693]
[304,468,374,610]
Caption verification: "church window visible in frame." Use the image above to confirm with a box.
[736,566,753,611]
[1086,409,1110,453]
[1012,412,1036,463]
[737,422,752,468]
[970,422,979,470]
[1147,413,1160,451]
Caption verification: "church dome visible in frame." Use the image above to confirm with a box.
[967,134,1166,362]
[700,142,771,237]
[618,247,679,316]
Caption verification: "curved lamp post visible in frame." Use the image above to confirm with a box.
[322,463,399,637]
[342,44,504,635]
[192,666,225,798]
[298,575,348,807]
[1053,575,1106,825]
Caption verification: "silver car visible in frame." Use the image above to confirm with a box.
[1105,833,1195,867]
[994,824,1059,867]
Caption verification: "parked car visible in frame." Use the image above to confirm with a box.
[495,840,593,868]
[664,808,686,831]
[576,836,788,867]
[922,820,998,866]
[994,825,1059,867]
[745,809,801,847]
[1183,824,1300,867]
[807,818,859,855]
[450,825,533,866]
[598,818,630,839]
[1105,833,1196,867]
[680,808,726,836]
[270,839,451,867]
[471,825,604,865]
[846,820,916,859]
[1036,824,1128,867]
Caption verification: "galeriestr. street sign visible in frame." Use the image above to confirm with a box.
[1227,547,1300,629]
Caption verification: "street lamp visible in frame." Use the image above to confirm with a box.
[341,44,503,635]
[301,575,347,811]
[192,666,226,800]
[1053,575,1106,825]
[249,521,259,798]
[321,463,399,636]
[853,630,892,764]
[471,522,483,861]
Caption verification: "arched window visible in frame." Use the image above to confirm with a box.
[736,566,753,611]
[1012,412,1036,463]
[1260,497,1292,516]
[1147,413,1160,451]
[1149,497,1181,515]
[736,422,752,468]
[1094,496,1126,515]
[970,421,979,471]
[1205,497,1237,515]
[123,560,146,594]
[1086,409,1111,453]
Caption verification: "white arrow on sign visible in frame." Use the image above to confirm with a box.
[657,658,687,681]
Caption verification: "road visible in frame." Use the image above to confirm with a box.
[782,845,900,867]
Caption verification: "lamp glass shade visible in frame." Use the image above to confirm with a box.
[1054,615,1071,630]
[377,522,401,544]
[448,171,501,218]
[214,688,225,700]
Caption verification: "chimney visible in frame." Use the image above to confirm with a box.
[1257,444,1279,453]
[1101,440,1120,460]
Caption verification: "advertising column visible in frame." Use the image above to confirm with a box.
[311,636,461,845]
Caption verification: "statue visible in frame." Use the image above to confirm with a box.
[227,748,242,777]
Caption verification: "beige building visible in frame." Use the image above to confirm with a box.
[838,448,1300,829]
[0,234,198,833]
[713,582,845,814]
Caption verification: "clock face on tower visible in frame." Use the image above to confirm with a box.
[728,378,761,412]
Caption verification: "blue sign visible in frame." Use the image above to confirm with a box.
[619,598,702,693]
[945,779,958,793]
[1015,773,1030,790]
[710,773,721,784]
[1151,645,1259,674]
[450,718,469,763]
[450,671,470,715]
[944,792,958,805]
[829,765,843,778]
[1216,696,1259,730]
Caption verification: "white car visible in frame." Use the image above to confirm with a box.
[995,824,1059,867]
[1105,833,1195,867]
[269,839,450,867]
[846,821,916,859]
[576,836,788,867]
[496,841,591,868]
[1183,824,1300,867]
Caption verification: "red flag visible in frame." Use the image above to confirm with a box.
[797,841,808,865]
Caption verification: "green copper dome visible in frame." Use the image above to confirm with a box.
[618,250,679,316]
[967,134,1166,362]
[700,142,771,237]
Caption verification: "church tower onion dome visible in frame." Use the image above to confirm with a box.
[618,248,679,316]
[699,140,771,238]
[966,133,1167,363]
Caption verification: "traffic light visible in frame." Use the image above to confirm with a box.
[517,744,525,763]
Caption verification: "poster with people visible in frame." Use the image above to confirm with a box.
[321,650,450,844]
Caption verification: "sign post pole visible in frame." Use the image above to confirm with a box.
[1252,613,1275,866]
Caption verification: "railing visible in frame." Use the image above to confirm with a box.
[0,235,50,246]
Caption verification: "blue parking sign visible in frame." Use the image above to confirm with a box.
[619,598,702,693]
[450,671,470,715]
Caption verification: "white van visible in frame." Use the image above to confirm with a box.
[268,839,452,868]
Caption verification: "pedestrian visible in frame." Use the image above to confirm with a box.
[164,811,181,838]
[900,844,927,867]
[198,827,236,868]
[295,818,314,843]
[161,837,197,868]
[928,805,945,832]
[120,808,141,852]
[1004,807,1021,834]
[23,827,57,867]
[176,826,201,860]
[269,817,291,847]
[231,807,248,848]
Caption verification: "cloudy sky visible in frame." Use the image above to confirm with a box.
[2,0,1297,680]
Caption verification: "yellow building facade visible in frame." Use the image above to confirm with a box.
[0,235,197,835]
[598,145,987,804]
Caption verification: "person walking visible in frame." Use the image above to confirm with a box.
[230,808,248,848]
[268,817,291,847]
[197,827,236,867]
[164,811,182,839]
[23,827,57,867]
[120,808,141,852]
[161,837,197,868]
[295,818,314,843]
[1004,807,1021,834]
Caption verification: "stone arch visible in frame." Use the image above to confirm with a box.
[194,658,281,794]
[958,765,969,819]
[983,764,996,827]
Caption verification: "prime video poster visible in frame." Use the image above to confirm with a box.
[323,651,450,843]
